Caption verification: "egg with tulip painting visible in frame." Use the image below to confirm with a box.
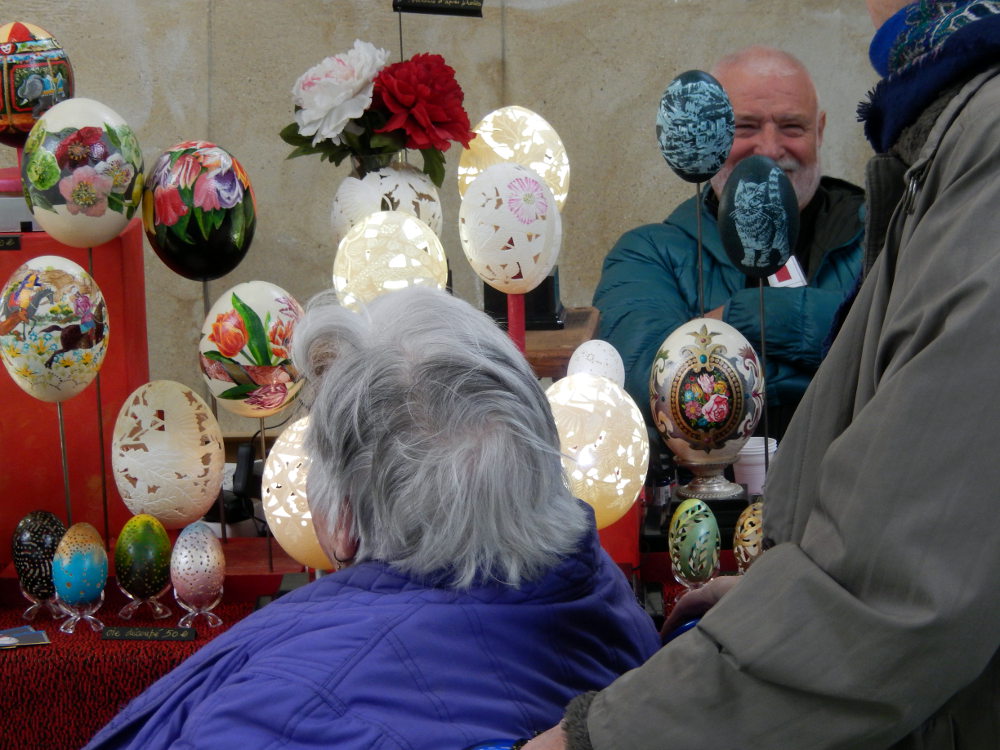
[21,97,143,248]
[0,255,107,402]
[143,141,257,281]
[199,281,305,418]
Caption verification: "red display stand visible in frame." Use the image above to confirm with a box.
[0,214,149,569]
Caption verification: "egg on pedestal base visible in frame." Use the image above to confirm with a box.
[114,514,173,620]
[52,522,108,634]
[10,510,67,621]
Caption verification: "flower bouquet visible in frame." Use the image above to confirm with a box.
[279,40,475,188]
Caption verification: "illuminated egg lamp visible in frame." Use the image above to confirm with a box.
[733,500,764,573]
[51,521,108,633]
[21,97,143,247]
[650,318,763,500]
[458,104,570,211]
[718,154,800,278]
[199,280,305,419]
[0,21,74,148]
[459,163,561,295]
[566,339,625,388]
[262,416,334,571]
[546,372,649,530]
[11,510,67,620]
[111,380,226,529]
[656,70,734,183]
[331,159,442,248]
[332,210,447,311]
[668,497,720,588]
[171,521,225,628]
[0,254,107,402]
[143,140,257,281]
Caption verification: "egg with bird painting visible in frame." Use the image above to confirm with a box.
[114,514,172,600]
[11,510,66,602]
[52,522,108,606]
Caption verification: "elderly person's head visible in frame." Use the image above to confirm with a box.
[292,286,589,588]
[709,46,826,210]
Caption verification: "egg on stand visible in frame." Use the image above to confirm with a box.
[51,521,108,633]
[171,521,226,628]
[10,510,68,621]
[113,514,173,620]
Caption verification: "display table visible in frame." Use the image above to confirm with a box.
[523,306,599,379]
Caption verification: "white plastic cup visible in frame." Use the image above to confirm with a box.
[733,437,778,496]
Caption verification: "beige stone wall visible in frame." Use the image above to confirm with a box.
[3,0,878,433]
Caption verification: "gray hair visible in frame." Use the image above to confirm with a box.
[292,286,589,588]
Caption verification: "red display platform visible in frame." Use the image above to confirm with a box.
[0,212,149,569]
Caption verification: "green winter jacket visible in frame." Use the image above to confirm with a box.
[593,176,864,434]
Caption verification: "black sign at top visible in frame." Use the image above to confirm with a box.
[393,0,484,17]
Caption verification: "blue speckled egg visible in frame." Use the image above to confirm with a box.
[52,522,108,606]
[115,514,171,600]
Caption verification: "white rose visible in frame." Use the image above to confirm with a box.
[292,39,390,146]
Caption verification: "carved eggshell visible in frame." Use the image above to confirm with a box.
[459,163,562,295]
[566,339,625,388]
[199,281,305,418]
[668,497,720,585]
[0,22,74,148]
[21,97,143,248]
[262,416,333,571]
[650,318,763,466]
[143,140,256,281]
[111,380,225,529]
[733,500,764,573]
[656,69,734,183]
[718,154,800,278]
[171,522,225,609]
[11,510,66,601]
[331,161,442,248]
[332,211,448,311]
[546,373,649,530]
[457,105,570,211]
[0,255,108,402]
[52,522,108,606]
[114,514,171,599]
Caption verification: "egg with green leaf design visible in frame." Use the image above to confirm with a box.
[668,497,720,586]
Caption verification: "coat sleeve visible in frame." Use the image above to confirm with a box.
[583,78,1000,749]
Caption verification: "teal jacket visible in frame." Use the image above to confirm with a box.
[593,176,864,434]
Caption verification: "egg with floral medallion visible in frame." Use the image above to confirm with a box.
[52,522,108,606]
[199,281,305,418]
[11,510,66,602]
[21,97,143,248]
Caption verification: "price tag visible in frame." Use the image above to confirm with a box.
[392,0,484,16]
[102,626,197,641]
[0,235,21,251]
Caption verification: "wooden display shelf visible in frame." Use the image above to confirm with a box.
[524,306,599,379]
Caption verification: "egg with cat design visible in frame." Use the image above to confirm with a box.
[52,522,108,606]
[11,510,66,602]
[115,514,171,600]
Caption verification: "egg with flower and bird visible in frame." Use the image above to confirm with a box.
[114,514,172,601]
[11,509,66,604]
[21,97,143,248]
[51,522,108,607]
[143,141,256,281]
[0,21,74,148]
[199,281,305,418]
[0,254,108,402]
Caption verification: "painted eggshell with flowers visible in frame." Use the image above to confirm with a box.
[0,22,74,148]
[21,97,143,248]
[199,281,304,418]
[143,141,257,281]
[458,163,562,295]
[0,255,107,402]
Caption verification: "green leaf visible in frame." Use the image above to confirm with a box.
[107,193,124,214]
[231,201,246,248]
[202,350,239,364]
[217,383,259,400]
[421,148,446,188]
[231,292,272,365]
[105,123,122,149]
[168,210,195,244]
[194,207,212,241]
[30,191,53,213]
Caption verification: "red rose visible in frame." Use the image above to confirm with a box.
[55,127,107,168]
[209,309,248,359]
[701,393,729,424]
[373,53,474,152]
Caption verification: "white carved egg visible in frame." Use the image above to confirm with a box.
[171,521,225,609]
[331,161,442,248]
[566,339,625,388]
[111,380,225,529]
[199,280,305,418]
[459,163,561,295]
[0,254,107,402]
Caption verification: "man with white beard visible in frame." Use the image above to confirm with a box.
[593,46,864,440]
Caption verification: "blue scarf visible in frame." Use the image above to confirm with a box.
[858,1,1000,152]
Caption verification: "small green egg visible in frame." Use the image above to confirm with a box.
[668,497,720,585]
[115,514,171,599]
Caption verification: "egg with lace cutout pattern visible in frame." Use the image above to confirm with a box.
[668,498,720,587]
[733,500,764,573]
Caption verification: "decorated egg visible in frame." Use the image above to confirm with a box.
[566,339,625,388]
[718,154,800,278]
[331,160,442,248]
[114,514,171,599]
[546,373,649,530]
[21,97,143,248]
[656,70,734,183]
[650,318,763,469]
[459,163,562,295]
[333,211,448,311]
[733,500,764,573]
[0,255,107,402]
[0,22,74,148]
[10,510,66,601]
[171,522,225,609]
[111,380,225,528]
[262,416,333,570]
[668,498,720,585]
[143,140,256,281]
[199,281,305,418]
[458,105,570,210]
[52,522,108,606]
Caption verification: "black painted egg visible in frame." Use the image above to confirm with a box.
[11,510,66,601]
[115,514,171,600]
[656,69,734,183]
